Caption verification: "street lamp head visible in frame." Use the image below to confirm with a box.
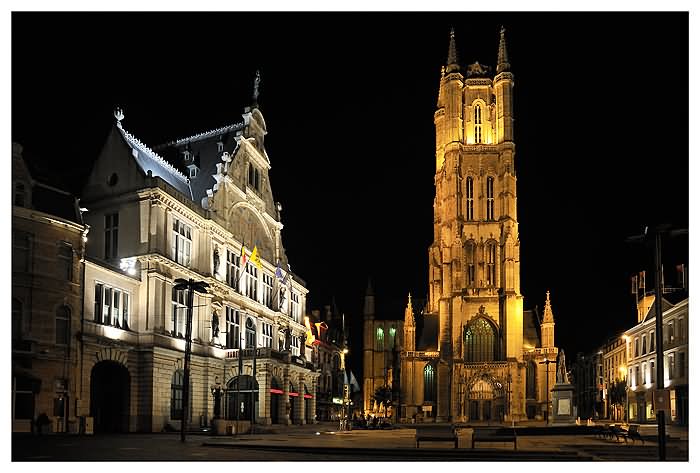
[342,348,349,355]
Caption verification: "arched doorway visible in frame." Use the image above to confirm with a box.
[226,375,258,421]
[467,375,505,423]
[270,377,282,424]
[90,361,130,433]
[289,381,298,424]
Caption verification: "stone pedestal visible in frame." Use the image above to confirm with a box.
[551,383,576,425]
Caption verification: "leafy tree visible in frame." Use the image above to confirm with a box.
[608,379,627,409]
[373,385,392,417]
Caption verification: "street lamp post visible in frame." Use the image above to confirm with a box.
[340,347,349,430]
[539,357,556,425]
[174,278,210,443]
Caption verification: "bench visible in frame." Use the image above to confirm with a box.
[415,425,459,448]
[623,424,644,444]
[471,427,517,450]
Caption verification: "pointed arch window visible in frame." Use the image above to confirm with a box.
[486,176,495,220]
[465,240,476,286]
[526,361,537,399]
[464,317,497,362]
[423,364,436,402]
[485,241,497,287]
[474,104,483,144]
[376,327,384,351]
[466,177,474,220]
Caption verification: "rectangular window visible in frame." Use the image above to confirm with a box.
[12,231,30,273]
[678,318,684,342]
[669,321,675,343]
[651,361,655,384]
[103,286,112,325]
[642,335,647,355]
[225,307,240,349]
[650,331,655,352]
[634,338,639,357]
[57,243,73,281]
[262,274,274,309]
[678,352,685,379]
[291,335,300,356]
[262,321,273,348]
[172,219,192,267]
[13,377,35,420]
[94,283,103,323]
[634,365,640,387]
[112,290,121,327]
[94,283,130,329]
[291,292,299,322]
[171,287,187,337]
[55,307,70,345]
[248,165,260,192]
[122,293,130,329]
[667,354,675,380]
[642,362,647,384]
[226,249,241,291]
[486,244,496,286]
[105,213,119,260]
[246,265,258,301]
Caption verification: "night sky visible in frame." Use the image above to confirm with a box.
[12,12,688,378]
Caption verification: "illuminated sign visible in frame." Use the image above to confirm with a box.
[332,397,343,405]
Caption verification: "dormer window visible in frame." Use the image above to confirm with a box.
[188,166,198,179]
[217,141,224,153]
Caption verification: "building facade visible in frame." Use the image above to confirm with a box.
[12,143,87,433]
[601,335,627,421]
[361,28,557,424]
[76,94,318,432]
[625,297,688,425]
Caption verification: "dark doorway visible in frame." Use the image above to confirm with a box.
[270,377,282,424]
[226,375,258,421]
[90,361,130,433]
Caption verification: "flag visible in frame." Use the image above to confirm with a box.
[631,275,638,295]
[275,260,283,280]
[639,271,646,292]
[250,245,262,269]
[240,244,248,268]
[348,370,360,393]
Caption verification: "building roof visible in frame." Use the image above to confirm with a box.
[522,309,541,348]
[117,123,193,200]
[416,312,438,351]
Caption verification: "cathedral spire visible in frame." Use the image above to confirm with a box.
[446,27,460,73]
[543,290,555,323]
[496,26,511,74]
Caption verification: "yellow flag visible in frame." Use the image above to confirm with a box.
[250,245,262,269]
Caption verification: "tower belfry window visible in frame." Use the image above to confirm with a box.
[485,242,496,286]
[486,177,495,220]
[466,177,474,220]
[474,104,483,144]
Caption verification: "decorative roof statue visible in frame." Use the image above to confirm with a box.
[466,61,491,78]
[252,69,261,106]
[556,349,569,384]
[114,106,124,124]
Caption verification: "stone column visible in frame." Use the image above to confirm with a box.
[282,366,291,425]
[297,373,306,425]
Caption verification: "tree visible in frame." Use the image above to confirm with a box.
[373,385,392,418]
[608,379,627,419]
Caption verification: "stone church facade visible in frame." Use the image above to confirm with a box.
[78,88,318,433]
[365,28,559,423]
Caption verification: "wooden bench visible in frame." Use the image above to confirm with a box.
[471,427,517,450]
[415,425,459,448]
[623,424,644,444]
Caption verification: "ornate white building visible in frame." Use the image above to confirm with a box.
[78,88,318,432]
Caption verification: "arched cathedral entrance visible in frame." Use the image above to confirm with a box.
[90,361,131,433]
[467,375,505,423]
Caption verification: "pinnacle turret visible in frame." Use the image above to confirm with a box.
[543,290,555,323]
[446,27,460,73]
[404,293,415,326]
[496,26,511,74]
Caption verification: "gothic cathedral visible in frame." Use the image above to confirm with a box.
[365,27,559,424]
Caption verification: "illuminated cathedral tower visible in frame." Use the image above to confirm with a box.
[398,27,556,423]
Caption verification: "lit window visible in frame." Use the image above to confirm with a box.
[226,249,241,291]
[650,361,655,384]
[171,286,187,337]
[424,364,436,402]
[262,273,274,309]
[94,283,130,329]
[642,335,647,355]
[376,327,384,351]
[634,338,639,357]
[486,177,495,220]
[246,265,258,302]
[245,317,257,349]
[105,213,119,260]
[262,321,273,348]
[171,370,184,420]
[291,292,300,322]
[172,219,192,267]
[466,177,474,220]
[650,331,655,352]
[464,318,496,362]
[55,305,70,345]
[291,334,300,356]
[225,307,240,349]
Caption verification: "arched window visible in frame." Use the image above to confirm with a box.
[464,317,497,362]
[245,317,257,349]
[465,240,476,286]
[376,327,384,351]
[486,176,495,220]
[526,361,537,399]
[12,299,22,342]
[465,177,474,220]
[474,105,483,143]
[55,305,70,345]
[423,364,436,402]
[171,370,184,420]
[485,242,497,286]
